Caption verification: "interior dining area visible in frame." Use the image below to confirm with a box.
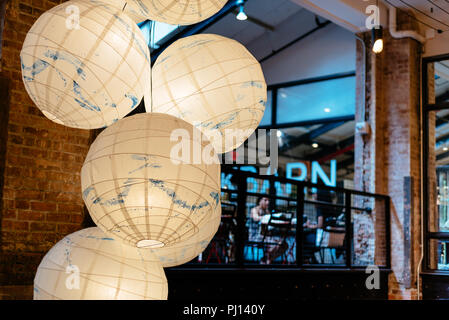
[3,0,449,302]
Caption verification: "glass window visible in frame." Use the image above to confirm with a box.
[259,90,272,126]
[277,124,355,186]
[276,76,355,125]
[435,60,449,104]
[430,109,449,233]
[138,21,180,49]
[430,239,449,270]
[425,58,449,271]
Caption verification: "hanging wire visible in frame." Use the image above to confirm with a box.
[382,0,448,31]
[150,20,155,49]
[149,20,154,112]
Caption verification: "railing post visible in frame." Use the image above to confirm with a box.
[345,191,352,268]
[235,175,247,267]
[296,182,304,267]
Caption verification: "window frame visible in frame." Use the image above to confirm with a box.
[258,71,356,130]
[422,53,449,272]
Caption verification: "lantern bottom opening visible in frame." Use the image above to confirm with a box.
[137,239,165,248]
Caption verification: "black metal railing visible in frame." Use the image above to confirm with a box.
[179,168,390,270]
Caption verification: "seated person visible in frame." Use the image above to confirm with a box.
[250,196,270,222]
[248,196,270,241]
[252,197,293,264]
[302,188,337,262]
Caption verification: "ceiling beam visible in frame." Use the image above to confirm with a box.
[289,0,388,33]
[336,153,354,171]
[259,19,331,63]
[437,132,449,145]
[304,135,354,162]
[436,115,449,128]
[437,150,449,161]
[258,115,355,130]
[437,90,449,104]
[318,143,354,163]
[279,121,346,153]
[231,9,275,31]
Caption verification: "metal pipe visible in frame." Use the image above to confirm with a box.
[387,4,426,43]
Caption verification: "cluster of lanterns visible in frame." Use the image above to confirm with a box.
[21,0,266,300]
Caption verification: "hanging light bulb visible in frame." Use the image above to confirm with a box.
[372,26,384,54]
[236,6,247,20]
[236,0,247,21]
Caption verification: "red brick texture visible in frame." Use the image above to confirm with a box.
[426,63,438,271]
[355,12,423,300]
[0,0,93,286]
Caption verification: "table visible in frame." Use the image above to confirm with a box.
[260,213,297,226]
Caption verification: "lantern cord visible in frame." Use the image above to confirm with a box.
[150,20,154,112]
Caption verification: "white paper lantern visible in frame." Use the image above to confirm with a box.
[154,209,221,267]
[34,227,168,300]
[20,0,151,129]
[151,33,267,154]
[119,0,227,25]
[81,112,221,248]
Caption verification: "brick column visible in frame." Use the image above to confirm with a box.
[354,11,423,299]
[426,63,437,271]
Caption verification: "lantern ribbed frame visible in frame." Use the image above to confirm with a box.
[34,227,168,300]
[154,210,221,267]
[81,113,221,248]
[20,0,151,129]
[151,33,267,154]
[121,0,228,25]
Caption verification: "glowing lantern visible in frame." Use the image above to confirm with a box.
[20,0,151,129]
[81,112,221,248]
[154,210,221,267]
[34,227,168,300]
[120,0,227,25]
[151,33,267,154]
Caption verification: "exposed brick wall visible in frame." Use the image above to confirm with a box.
[355,10,423,300]
[354,32,388,267]
[0,285,32,299]
[0,0,92,286]
[426,63,438,270]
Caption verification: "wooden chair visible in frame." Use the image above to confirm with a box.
[205,203,237,264]
[246,212,293,264]
[318,227,346,264]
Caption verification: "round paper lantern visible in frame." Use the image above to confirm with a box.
[81,112,221,248]
[154,208,221,267]
[20,0,151,129]
[34,227,168,300]
[151,33,267,154]
[119,0,227,25]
